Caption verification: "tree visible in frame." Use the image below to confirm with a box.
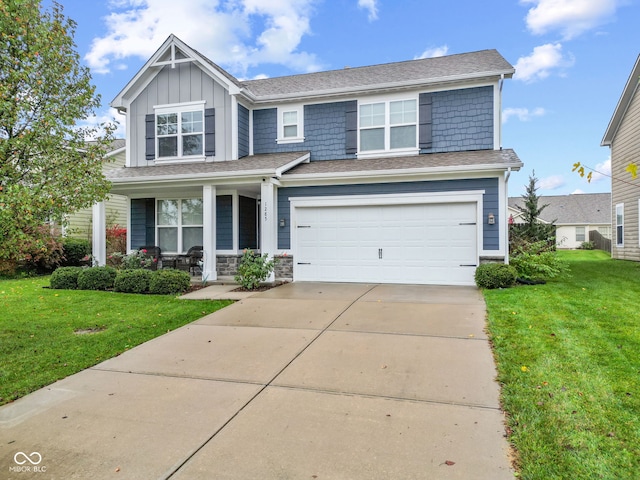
[0,0,116,273]
[512,171,556,244]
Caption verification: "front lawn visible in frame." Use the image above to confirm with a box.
[484,250,640,479]
[0,277,232,405]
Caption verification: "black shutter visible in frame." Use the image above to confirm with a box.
[145,114,155,160]
[130,198,156,249]
[419,93,433,150]
[345,100,357,154]
[204,108,215,156]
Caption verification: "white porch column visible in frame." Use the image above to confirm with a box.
[92,201,106,266]
[260,179,278,282]
[202,185,217,281]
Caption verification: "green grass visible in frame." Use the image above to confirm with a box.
[0,277,232,405]
[484,250,640,479]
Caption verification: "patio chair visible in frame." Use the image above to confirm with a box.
[176,246,203,275]
[138,245,161,270]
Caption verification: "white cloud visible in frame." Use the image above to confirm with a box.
[358,0,379,21]
[415,45,449,60]
[539,174,566,190]
[502,107,546,123]
[590,157,612,182]
[85,0,322,76]
[522,0,620,40]
[571,188,585,194]
[513,43,574,82]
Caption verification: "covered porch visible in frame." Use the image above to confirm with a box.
[92,152,309,282]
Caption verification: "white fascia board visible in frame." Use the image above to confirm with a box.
[249,72,510,104]
[275,152,310,177]
[110,169,276,186]
[105,146,126,158]
[281,162,523,185]
[602,54,640,146]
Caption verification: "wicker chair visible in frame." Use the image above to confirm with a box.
[138,245,161,270]
[177,246,203,275]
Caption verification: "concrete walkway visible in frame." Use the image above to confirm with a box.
[0,283,513,479]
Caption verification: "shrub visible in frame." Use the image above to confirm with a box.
[510,240,569,281]
[475,263,518,289]
[579,241,595,250]
[114,269,153,294]
[50,266,84,290]
[106,224,127,256]
[61,238,91,266]
[234,249,275,290]
[77,266,117,291]
[109,249,156,270]
[20,225,64,273]
[149,269,191,295]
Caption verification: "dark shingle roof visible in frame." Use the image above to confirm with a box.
[242,50,514,100]
[107,152,309,182]
[509,193,611,224]
[284,149,522,177]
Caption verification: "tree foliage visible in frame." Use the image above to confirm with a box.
[512,171,556,244]
[0,0,116,273]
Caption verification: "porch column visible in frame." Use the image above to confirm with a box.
[92,201,106,266]
[260,179,277,282]
[202,184,217,281]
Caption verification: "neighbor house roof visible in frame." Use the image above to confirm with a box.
[508,193,611,225]
[602,54,640,146]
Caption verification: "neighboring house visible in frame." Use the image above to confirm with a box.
[92,35,523,286]
[602,54,640,261]
[66,139,127,240]
[508,193,611,249]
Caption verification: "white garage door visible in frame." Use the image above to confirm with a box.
[293,202,478,285]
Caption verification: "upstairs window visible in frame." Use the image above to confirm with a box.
[359,98,417,154]
[155,102,205,160]
[277,105,304,144]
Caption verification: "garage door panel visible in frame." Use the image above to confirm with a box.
[294,202,478,285]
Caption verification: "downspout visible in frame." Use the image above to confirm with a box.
[498,74,504,150]
[504,166,512,263]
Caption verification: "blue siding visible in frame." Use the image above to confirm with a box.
[217,195,233,250]
[277,178,500,250]
[253,102,356,160]
[427,86,494,153]
[238,105,250,158]
[130,198,155,250]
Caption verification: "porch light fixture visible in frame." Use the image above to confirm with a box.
[279,218,286,227]
[487,213,495,225]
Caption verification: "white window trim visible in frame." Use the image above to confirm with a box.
[154,101,206,163]
[276,105,305,144]
[156,198,204,254]
[575,226,586,243]
[616,203,624,247]
[357,94,419,159]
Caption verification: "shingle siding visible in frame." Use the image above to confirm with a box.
[277,178,500,250]
[253,102,356,160]
[611,86,640,261]
[428,86,494,153]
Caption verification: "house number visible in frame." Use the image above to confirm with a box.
[264,200,268,221]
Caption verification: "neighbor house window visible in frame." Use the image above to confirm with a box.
[616,203,624,246]
[156,103,204,159]
[597,226,611,239]
[157,198,203,253]
[277,105,304,143]
[575,226,586,242]
[359,98,417,153]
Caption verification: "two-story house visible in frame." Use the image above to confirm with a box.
[602,54,640,261]
[92,35,522,286]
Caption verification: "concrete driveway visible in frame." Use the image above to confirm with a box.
[0,283,513,479]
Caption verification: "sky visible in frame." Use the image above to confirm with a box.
[47,0,639,196]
